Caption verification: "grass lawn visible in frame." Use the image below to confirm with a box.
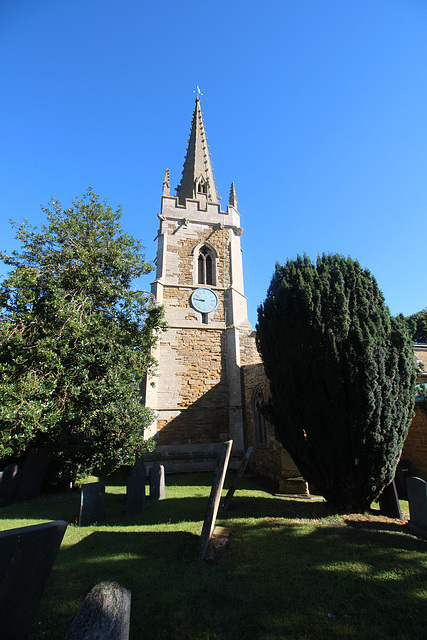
[1,471,427,640]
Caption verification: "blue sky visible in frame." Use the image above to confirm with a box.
[1,0,427,327]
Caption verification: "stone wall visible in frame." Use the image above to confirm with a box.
[241,363,306,492]
[402,402,427,481]
[156,327,228,446]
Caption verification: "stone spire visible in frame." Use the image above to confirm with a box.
[176,97,219,205]
[229,182,237,209]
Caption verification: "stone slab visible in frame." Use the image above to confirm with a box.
[15,448,50,502]
[126,458,146,516]
[378,479,402,519]
[65,581,131,640]
[0,519,67,640]
[79,482,105,527]
[407,476,427,533]
[149,462,165,501]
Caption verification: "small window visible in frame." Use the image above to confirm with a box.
[197,181,207,194]
[252,386,268,446]
[198,245,214,285]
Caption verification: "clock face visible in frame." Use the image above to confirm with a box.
[191,288,218,314]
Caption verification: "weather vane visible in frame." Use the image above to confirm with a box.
[193,85,203,99]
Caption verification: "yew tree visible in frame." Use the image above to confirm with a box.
[256,254,415,511]
[0,189,165,485]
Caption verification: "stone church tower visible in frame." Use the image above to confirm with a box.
[145,97,259,460]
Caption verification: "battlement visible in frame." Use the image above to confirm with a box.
[160,195,240,227]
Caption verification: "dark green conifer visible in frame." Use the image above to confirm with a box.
[256,254,415,511]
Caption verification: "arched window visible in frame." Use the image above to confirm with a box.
[198,245,214,285]
[252,386,268,446]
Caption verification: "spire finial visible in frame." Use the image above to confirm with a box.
[229,182,237,209]
[193,85,203,100]
[162,168,170,196]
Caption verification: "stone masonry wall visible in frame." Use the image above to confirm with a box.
[156,327,228,446]
[402,403,427,481]
[165,221,231,290]
[241,363,283,483]
[239,329,262,367]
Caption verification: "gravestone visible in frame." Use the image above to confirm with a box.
[407,476,427,534]
[79,482,105,526]
[222,446,253,510]
[149,462,165,501]
[0,463,21,507]
[378,479,402,519]
[126,458,146,516]
[15,447,51,502]
[198,440,233,560]
[65,581,131,640]
[0,519,68,640]
[395,459,411,500]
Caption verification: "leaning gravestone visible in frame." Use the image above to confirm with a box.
[79,482,105,526]
[149,462,165,501]
[0,463,21,507]
[378,479,402,519]
[15,447,51,503]
[407,476,427,534]
[126,458,146,516]
[64,581,131,640]
[198,439,233,560]
[0,520,68,640]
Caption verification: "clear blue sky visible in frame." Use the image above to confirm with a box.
[1,0,427,328]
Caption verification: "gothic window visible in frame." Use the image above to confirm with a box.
[198,245,214,285]
[252,385,268,446]
[197,181,207,194]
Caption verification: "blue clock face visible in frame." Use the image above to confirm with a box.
[191,288,218,314]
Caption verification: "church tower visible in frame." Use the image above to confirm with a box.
[145,97,258,457]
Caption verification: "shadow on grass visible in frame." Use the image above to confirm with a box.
[30,519,427,640]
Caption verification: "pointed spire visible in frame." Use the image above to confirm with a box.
[229,182,237,209]
[176,97,219,205]
[162,168,170,196]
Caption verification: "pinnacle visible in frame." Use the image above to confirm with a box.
[229,182,237,209]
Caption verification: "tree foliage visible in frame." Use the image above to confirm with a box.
[403,309,427,344]
[0,189,165,484]
[256,254,415,511]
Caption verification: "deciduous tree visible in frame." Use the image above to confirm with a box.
[0,189,165,485]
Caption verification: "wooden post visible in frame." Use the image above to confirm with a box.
[222,446,254,510]
[197,440,233,560]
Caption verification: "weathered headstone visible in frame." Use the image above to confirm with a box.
[198,439,233,560]
[15,447,51,502]
[64,581,131,640]
[0,463,21,507]
[149,462,165,501]
[126,458,146,516]
[395,459,411,500]
[79,482,105,526]
[222,446,254,510]
[0,520,68,640]
[379,479,402,519]
[407,476,427,534]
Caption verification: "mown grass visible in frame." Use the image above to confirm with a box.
[1,472,426,640]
